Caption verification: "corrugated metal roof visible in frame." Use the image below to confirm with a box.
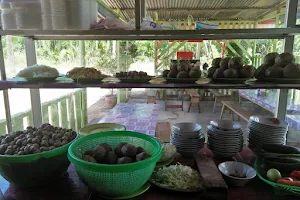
[102,0,286,21]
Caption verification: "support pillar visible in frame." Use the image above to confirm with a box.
[25,38,42,127]
[275,0,298,120]
[0,36,12,133]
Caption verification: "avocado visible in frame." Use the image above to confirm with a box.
[162,70,170,77]
[223,68,239,78]
[177,71,189,78]
[283,63,300,78]
[167,69,178,78]
[212,58,222,68]
[104,151,118,164]
[171,63,178,71]
[228,57,243,70]
[255,64,270,78]
[264,52,279,66]
[189,69,201,78]
[265,66,283,78]
[192,65,200,71]
[117,156,133,164]
[275,52,295,67]
[121,144,137,157]
[136,152,150,161]
[213,68,224,79]
[239,65,256,78]
[207,67,217,78]
[220,57,231,70]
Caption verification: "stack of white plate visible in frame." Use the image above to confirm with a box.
[50,0,67,30]
[248,116,288,149]
[207,120,244,157]
[171,123,205,157]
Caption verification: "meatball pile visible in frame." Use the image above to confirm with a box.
[0,123,77,156]
[83,142,151,164]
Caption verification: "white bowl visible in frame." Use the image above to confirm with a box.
[173,123,201,138]
[210,120,241,131]
[218,161,256,187]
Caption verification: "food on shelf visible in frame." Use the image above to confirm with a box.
[151,164,202,191]
[162,61,201,79]
[17,64,59,78]
[223,68,239,78]
[283,63,300,78]
[275,52,295,67]
[228,57,243,70]
[115,71,150,79]
[66,67,105,79]
[266,168,282,182]
[255,52,300,79]
[208,57,255,79]
[82,142,151,164]
[264,52,279,66]
[219,57,231,70]
[0,123,76,155]
[239,65,256,78]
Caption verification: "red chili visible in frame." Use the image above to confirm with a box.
[277,178,300,186]
[290,170,300,178]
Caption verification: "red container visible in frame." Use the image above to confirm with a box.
[177,52,193,60]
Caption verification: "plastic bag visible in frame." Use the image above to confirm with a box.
[91,17,133,30]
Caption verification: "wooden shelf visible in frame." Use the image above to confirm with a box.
[1,79,300,90]
[1,28,300,40]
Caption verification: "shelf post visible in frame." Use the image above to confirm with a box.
[275,0,298,120]
[135,0,141,30]
[25,38,43,127]
[0,36,12,133]
[140,0,146,20]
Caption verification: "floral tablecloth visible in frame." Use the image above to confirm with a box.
[239,90,300,130]
[99,103,159,136]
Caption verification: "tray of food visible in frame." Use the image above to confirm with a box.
[150,164,203,192]
[16,64,59,82]
[255,144,300,196]
[207,57,255,84]
[115,71,152,83]
[254,52,300,83]
[161,60,201,83]
[66,67,107,83]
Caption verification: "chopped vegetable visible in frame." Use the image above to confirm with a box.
[159,143,176,162]
[152,164,202,190]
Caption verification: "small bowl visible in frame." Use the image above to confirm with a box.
[218,161,256,187]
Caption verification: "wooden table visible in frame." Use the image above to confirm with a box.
[0,147,298,200]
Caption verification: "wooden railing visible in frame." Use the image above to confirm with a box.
[0,89,87,134]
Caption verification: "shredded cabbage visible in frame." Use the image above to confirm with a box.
[159,144,177,162]
[152,164,202,190]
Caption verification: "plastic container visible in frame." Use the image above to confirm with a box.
[68,131,162,197]
[42,14,52,29]
[11,0,42,29]
[0,133,78,188]
[50,0,66,15]
[1,9,16,29]
[79,0,97,29]
[66,0,79,29]
[40,0,51,15]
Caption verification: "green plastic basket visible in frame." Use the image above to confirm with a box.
[68,131,162,197]
[254,160,300,196]
[0,133,78,188]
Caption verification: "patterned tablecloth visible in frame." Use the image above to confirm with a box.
[239,90,300,130]
[99,103,159,136]
[239,90,300,114]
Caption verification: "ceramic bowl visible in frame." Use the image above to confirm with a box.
[210,120,241,131]
[172,123,201,138]
[79,123,126,136]
[218,161,256,187]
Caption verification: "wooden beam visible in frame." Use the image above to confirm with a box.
[116,7,272,12]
